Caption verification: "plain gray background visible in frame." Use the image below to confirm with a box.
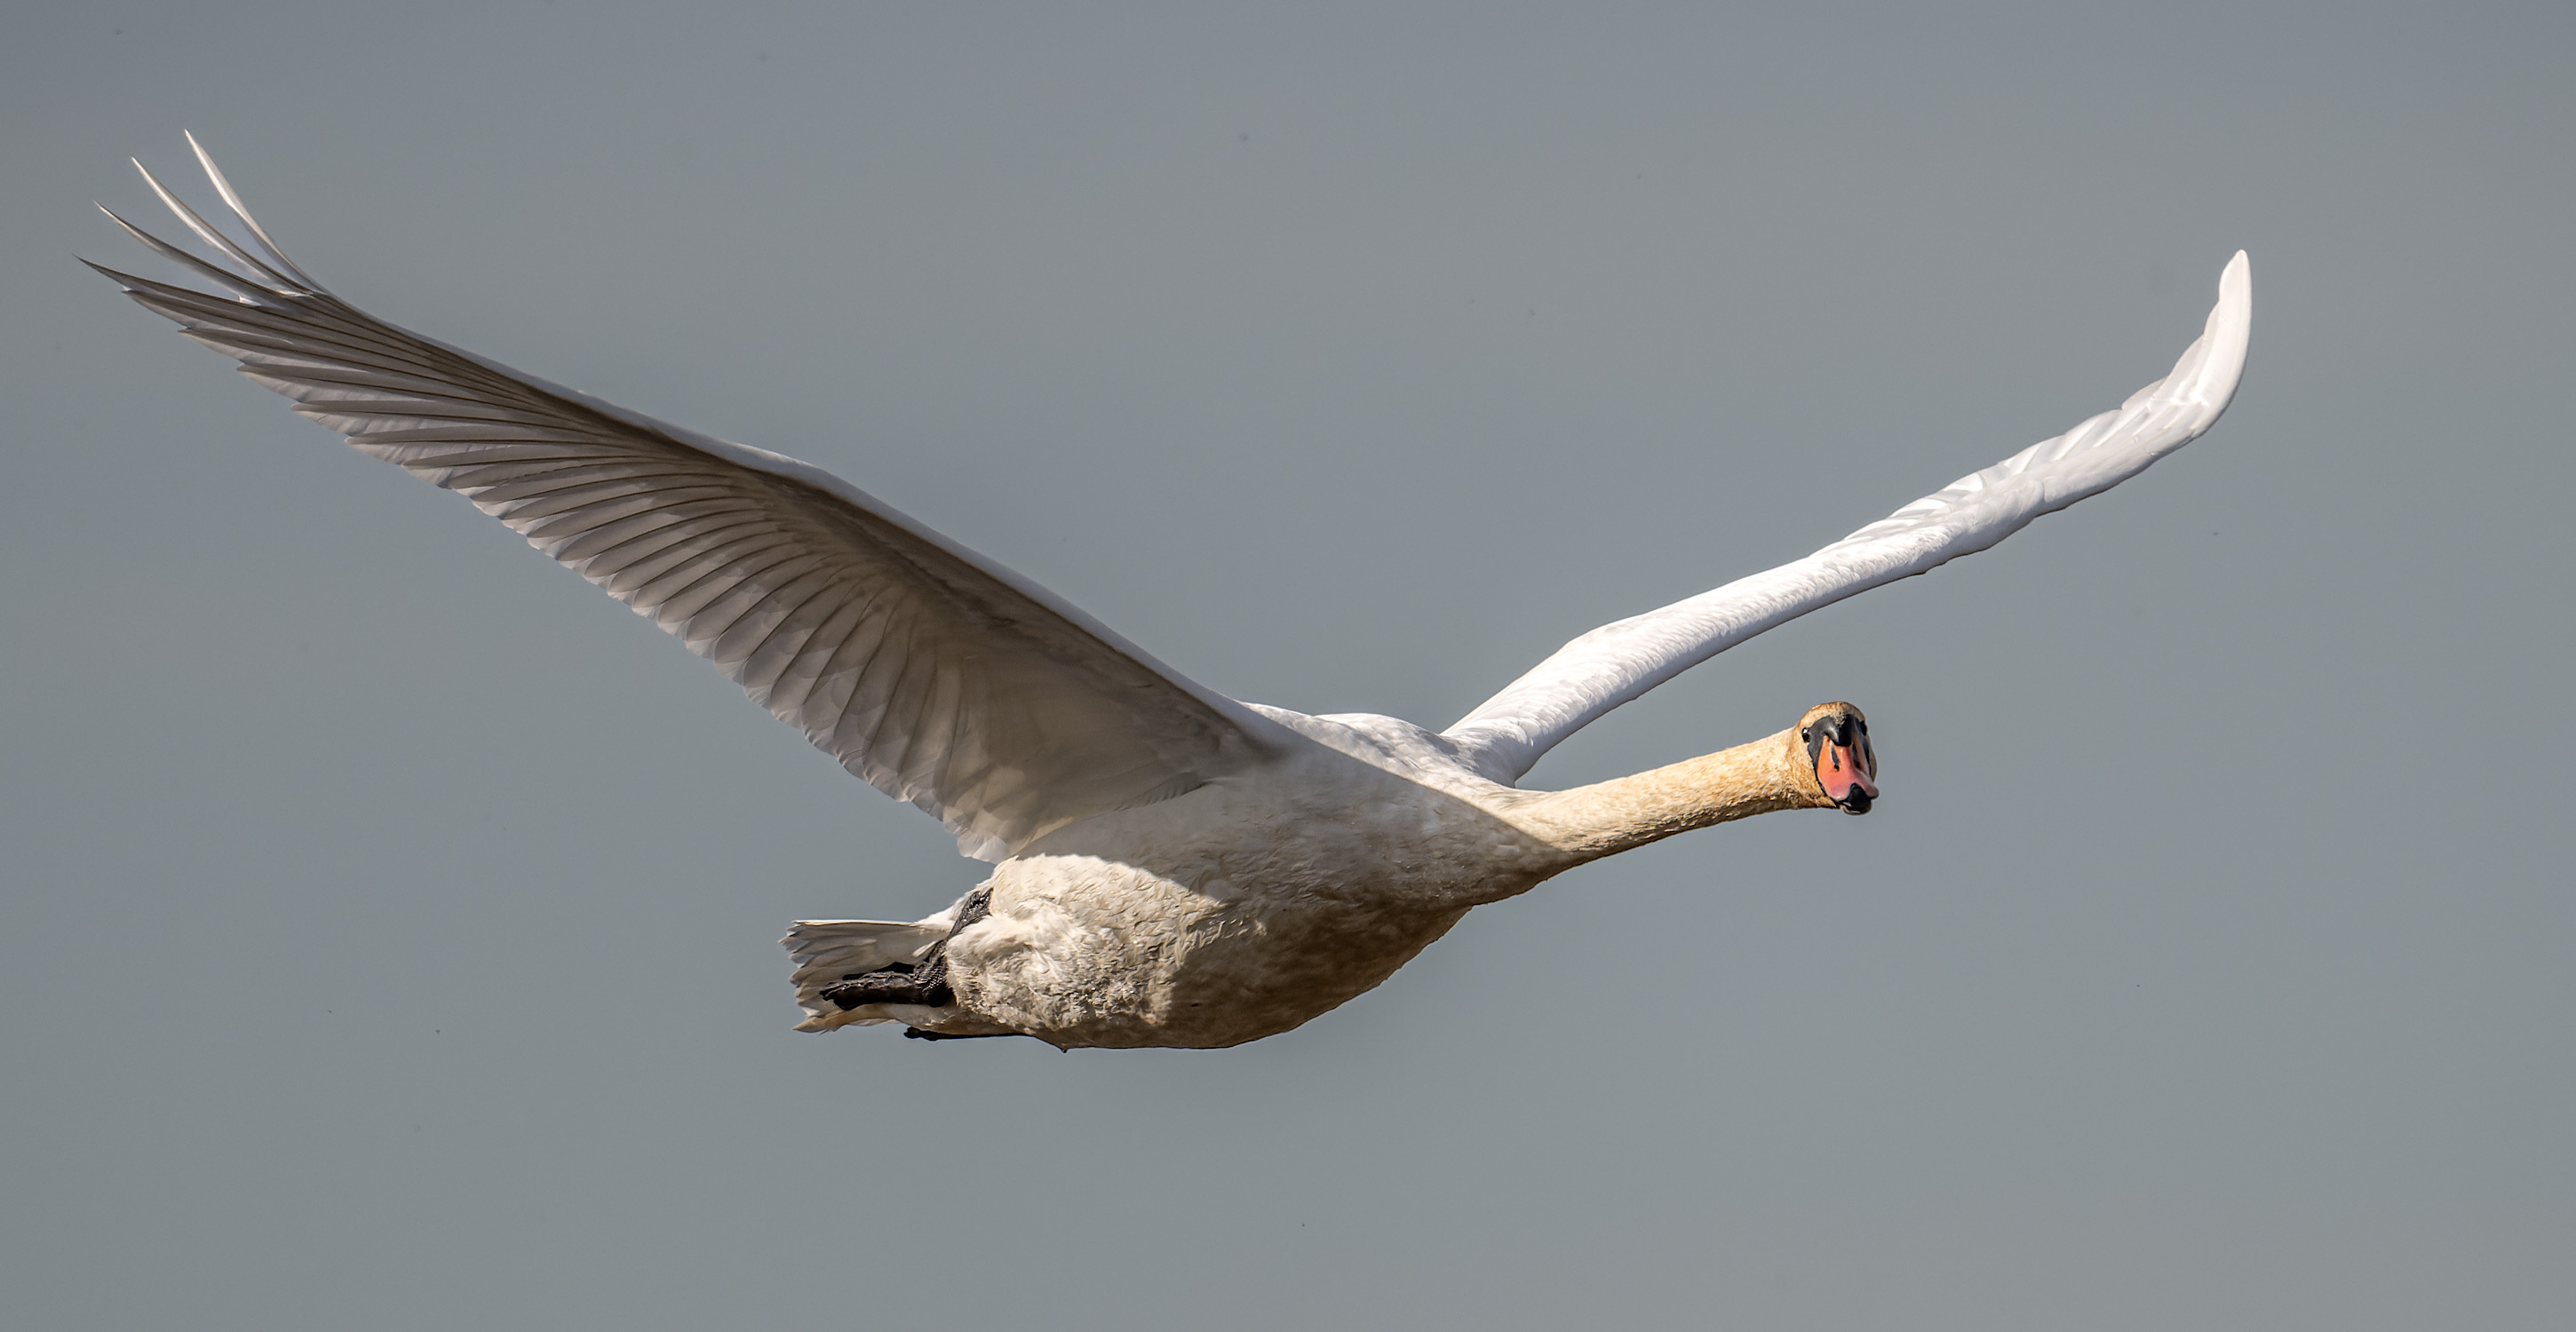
[4,3,2570,1328]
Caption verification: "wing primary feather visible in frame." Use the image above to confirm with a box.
[87,220,276,305]
[129,158,298,289]
[184,131,323,289]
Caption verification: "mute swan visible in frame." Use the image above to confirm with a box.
[96,137,2251,1050]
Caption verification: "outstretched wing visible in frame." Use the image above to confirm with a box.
[1444,252,2253,783]
[95,136,1284,860]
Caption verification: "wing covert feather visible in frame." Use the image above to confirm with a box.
[97,139,1281,860]
[1444,254,2252,783]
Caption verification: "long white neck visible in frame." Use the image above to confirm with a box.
[1511,726,1825,861]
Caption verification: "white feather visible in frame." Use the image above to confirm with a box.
[1441,253,2251,782]
[92,144,1287,861]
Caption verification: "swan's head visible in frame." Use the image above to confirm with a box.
[1797,702,1877,815]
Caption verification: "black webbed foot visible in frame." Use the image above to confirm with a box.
[821,964,951,1011]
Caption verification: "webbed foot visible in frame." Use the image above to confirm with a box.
[820,961,953,1011]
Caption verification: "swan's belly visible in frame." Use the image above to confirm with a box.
[937,855,1480,1049]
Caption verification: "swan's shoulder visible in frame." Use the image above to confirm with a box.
[1245,706,1511,801]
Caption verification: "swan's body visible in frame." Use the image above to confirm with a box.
[849,706,1836,1048]
[97,139,2251,1050]
[909,710,1551,1048]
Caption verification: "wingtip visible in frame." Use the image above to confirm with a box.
[2180,250,2254,419]
[2213,249,2252,339]
[173,130,323,290]
[182,130,220,180]
[76,255,137,289]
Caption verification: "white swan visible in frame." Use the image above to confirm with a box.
[96,137,2251,1050]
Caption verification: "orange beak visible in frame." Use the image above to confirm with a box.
[1805,714,1878,814]
[1816,738,1877,813]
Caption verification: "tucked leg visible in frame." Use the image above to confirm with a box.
[818,887,992,1012]
[820,958,950,1010]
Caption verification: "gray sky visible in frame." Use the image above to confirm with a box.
[4,3,2570,1328]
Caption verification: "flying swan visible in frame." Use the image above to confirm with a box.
[95,137,2252,1050]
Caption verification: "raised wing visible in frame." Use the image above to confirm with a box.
[95,136,1284,860]
[1444,252,2252,783]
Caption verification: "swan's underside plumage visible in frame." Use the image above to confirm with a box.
[96,137,2250,1049]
